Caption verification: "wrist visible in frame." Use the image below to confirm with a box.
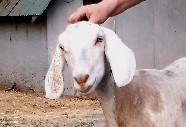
[99,0,145,17]
[98,0,119,17]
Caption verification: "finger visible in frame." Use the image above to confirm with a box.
[89,16,99,24]
[68,7,87,23]
[68,14,78,23]
[89,15,106,24]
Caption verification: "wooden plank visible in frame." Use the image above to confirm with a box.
[25,0,51,15]
[8,0,51,16]
[0,0,19,16]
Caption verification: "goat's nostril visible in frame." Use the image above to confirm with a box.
[74,74,89,85]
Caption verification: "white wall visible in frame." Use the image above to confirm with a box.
[0,20,48,92]
[116,0,186,69]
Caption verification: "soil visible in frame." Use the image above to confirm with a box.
[0,91,105,127]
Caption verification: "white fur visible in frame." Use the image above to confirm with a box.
[45,21,136,98]
[102,27,136,87]
[45,45,65,99]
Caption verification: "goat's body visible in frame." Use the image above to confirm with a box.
[45,22,186,127]
[96,58,186,127]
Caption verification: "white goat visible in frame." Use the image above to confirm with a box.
[45,21,186,127]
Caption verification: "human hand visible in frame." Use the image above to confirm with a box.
[68,2,111,24]
[68,0,144,24]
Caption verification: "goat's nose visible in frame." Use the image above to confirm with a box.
[74,74,89,85]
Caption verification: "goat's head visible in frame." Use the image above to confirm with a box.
[45,21,136,99]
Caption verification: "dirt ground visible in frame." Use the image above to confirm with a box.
[0,91,105,127]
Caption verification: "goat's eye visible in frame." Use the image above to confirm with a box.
[59,45,64,50]
[59,45,67,53]
[95,36,103,45]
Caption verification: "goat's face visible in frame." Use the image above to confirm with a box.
[58,23,106,94]
[45,21,136,99]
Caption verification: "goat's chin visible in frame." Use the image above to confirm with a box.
[76,79,98,95]
[78,86,96,95]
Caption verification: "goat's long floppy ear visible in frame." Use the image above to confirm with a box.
[45,45,65,99]
[102,27,136,87]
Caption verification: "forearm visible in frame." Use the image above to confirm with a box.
[100,0,145,17]
[68,0,144,24]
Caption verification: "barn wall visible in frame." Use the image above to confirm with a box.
[0,17,48,93]
[116,0,186,69]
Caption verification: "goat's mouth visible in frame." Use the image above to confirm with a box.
[79,85,92,93]
[78,78,96,94]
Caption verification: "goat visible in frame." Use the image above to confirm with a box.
[45,21,186,127]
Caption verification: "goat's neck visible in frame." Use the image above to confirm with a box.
[95,67,118,127]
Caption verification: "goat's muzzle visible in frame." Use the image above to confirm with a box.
[74,74,89,85]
